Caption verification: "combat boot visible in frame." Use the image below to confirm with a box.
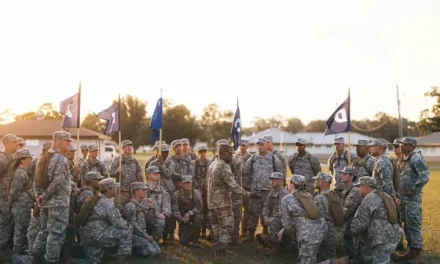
[256,233,271,248]
[262,226,269,235]
[117,256,129,264]
[407,248,423,264]
[214,249,226,257]
[397,247,415,261]
[243,232,255,243]
[201,228,207,238]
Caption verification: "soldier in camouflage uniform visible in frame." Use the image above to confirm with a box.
[33,131,73,264]
[79,178,132,263]
[181,138,198,161]
[168,139,195,190]
[369,139,397,200]
[7,148,33,258]
[207,145,250,257]
[193,145,211,237]
[17,137,26,150]
[340,167,362,261]
[109,140,143,208]
[74,144,88,170]
[391,138,405,251]
[351,176,402,263]
[258,172,290,254]
[123,181,161,257]
[81,144,107,182]
[143,141,165,174]
[30,141,52,177]
[313,172,344,261]
[328,137,357,197]
[263,135,287,177]
[243,137,283,242]
[350,139,375,180]
[66,145,81,184]
[287,138,321,196]
[396,137,430,263]
[144,166,172,242]
[172,175,203,247]
[279,174,328,263]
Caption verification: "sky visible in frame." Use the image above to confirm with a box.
[1,0,439,127]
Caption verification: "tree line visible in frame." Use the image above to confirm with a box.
[1,87,439,151]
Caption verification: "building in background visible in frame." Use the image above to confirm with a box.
[416,132,440,161]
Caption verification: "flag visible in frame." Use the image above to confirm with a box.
[149,97,163,144]
[97,101,120,135]
[231,98,241,150]
[60,92,80,129]
[324,92,350,135]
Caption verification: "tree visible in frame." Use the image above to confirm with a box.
[162,103,200,144]
[303,120,327,132]
[199,103,234,147]
[419,86,440,133]
[14,103,64,121]
[81,113,106,134]
[0,108,14,124]
[284,117,304,133]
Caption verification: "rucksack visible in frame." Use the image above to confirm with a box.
[350,155,374,176]
[78,195,103,226]
[326,190,345,226]
[376,191,397,224]
[293,191,320,220]
[34,152,54,190]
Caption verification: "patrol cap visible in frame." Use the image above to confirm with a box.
[88,144,98,151]
[121,140,132,147]
[180,138,190,145]
[392,138,401,147]
[240,139,249,146]
[354,176,376,188]
[218,144,234,154]
[290,174,306,186]
[338,166,356,175]
[154,141,166,150]
[217,139,228,146]
[313,172,333,183]
[146,165,160,174]
[69,145,77,152]
[1,134,19,143]
[368,139,387,147]
[269,172,284,180]
[42,141,52,149]
[17,138,25,145]
[353,139,369,146]
[334,137,344,144]
[397,137,417,146]
[85,171,105,181]
[159,144,170,152]
[171,139,181,148]
[80,144,89,150]
[15,148,33,159]
[182,175,192,183]
[197,145,208,152]
[131,181,148,191]
[98,178,120,191]
[295,138,307,145]
[256,137,268,144]
[53,131,74,142]
[263,135,273,142]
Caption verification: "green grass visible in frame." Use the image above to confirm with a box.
[114,153,440,263]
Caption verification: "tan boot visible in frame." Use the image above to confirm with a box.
[397,247,414,261]
[243,232,255,243]
[407,248,423,264]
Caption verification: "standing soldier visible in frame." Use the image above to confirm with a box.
[74,145,89,180]
[288,138,321,195]
[396,137,430,263]
[144,141,165,174]
[181,138,197,161]
[391,138,405,251]
[168,140,195,190]
[351,139,375,179]
[81,144,107,181]
[369,139,397,201]
[193,145,211,238]
[17,138,26,150]
[109,140,143,208]
[263,135,287,177]
[328,137,357,197]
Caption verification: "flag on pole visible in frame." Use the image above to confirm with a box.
[149,97,163,144]
[97,100,121,135]
[324,91,351,135]
[231,98,241,150]
[60,91,80,129]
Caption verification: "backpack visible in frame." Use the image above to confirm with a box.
[288,152,312,173]
[249,153,277,174]
[77,195,103,226]
[376,191,397,224]
[350,155,373,176]
[293,191,320,220]
[326,190,345,226]
[329,151,349,173]
[72,188,94,214]
[34,152,54,190]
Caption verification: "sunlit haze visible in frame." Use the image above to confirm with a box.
[1,0,438,127]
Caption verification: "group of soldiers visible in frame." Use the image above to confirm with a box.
[0,130,430,264]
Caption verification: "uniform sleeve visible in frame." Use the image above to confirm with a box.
[276,152,287,176]
[99,162,108,177]
[8,170,26,202]
[343,189,362,221]
[42,156,69,201]
[412,154,430,192]
[0,154,8,178]
[262,190,272,218]
[350,198,372,237]
[327,154,334,173]
[109,157,119,178]
[366,156,375,176]
[280,197,295,235]
[222,165,248,197]
[123,203,148,239]
[230,157,241,184]
[310,155,322,176]
[161,159,175,180]
[287,154,295,175]
[188,158,195,177]
[378,159,396,199]
[161,190,172,217]
[314,195,327,218]
[273,155,283,175]
[107,202,130,229]
[172,191,183,222]
[81,161,89,181]
[189,190,203,216]
[136,161,143,181]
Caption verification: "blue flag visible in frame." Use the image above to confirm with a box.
[149,97,163,144]
[97,101,120,135]
[60,92,80,129]
[231,99,241,150]
[324,94,350,135]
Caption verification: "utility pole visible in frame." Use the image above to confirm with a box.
[397,85,403,138]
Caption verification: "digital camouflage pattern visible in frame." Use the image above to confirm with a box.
[81,158,107,181]
[262,186,290,244]
[288,151,322,194]
[150,158,176,193]
[341,185,362,259]
[144,182,171,240]
[350,154,375,179]
[0,150,16,248]
[328,150,357,190]
[109,155,143,207]
[193,158,210,229]
[172,188,203,244]
[372,155,396,199]
[168,154,195,189]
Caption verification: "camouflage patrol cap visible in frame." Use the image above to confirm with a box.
[353,139,369,146]
[121,140,132,147]
[88,144,98,151]
[80,144,88,150]
[397,137,417,146]
[217,139,228,146]
[131,181,148,191]
[171,139,181,148]
[290,174,307,186]
[53,131,74,141]
[154,141,166,150]
[218,144,233,154]
[295,138,307,145]
[15,148,33,159]
[1,134,19,143]
[263,135,273,142]
[158,144,170,152]
[240,139,249,146]
[392,138,401,147]
[98,178,120,191]
[313,172,333,183]
[42,141,52,149]
[146,165,160,174]
[368,139,387,147]
[269,172,284,180]
[85,171,105,181]
[182,175,192,183]
[69,145,77,152]
[354,176,375,188]
[338,166,356,175]
[17,138,25,145]
[256,137,268,144]
[180,138,190,145]
[334,137,344,144]
[197,145,208,152]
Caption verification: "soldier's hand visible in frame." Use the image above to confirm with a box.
[277,228,284,241]
[183,213,190,223]
[116,167,122,173]
[395,198,401,206]
[35,195,43,207]
[158,156,164,167]
[147,235,155,243]
[250,192,261,198]
[158,214,166,221]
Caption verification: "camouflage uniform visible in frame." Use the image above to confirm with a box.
[235,144,252,236]
[144,156,158,174]
[80,178,132,263]
[398,138,430,252]
[351,140,375,180]
[328,137,357,195]
[180,138,198,161]
[370,139,396,199]
[168,154,195,190]
[33,132,73,263]
[263,135,288,177]
[280,175,328,263]
[351,177,402,263]
[172,176,203,245]
[81,158,107,182]
[193,153,210,230]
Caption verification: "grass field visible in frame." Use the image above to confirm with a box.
[113,153,440,263]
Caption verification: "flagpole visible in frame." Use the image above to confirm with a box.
[118,93,122,207]
[77,82,81,160]
[347,87,351,164]
[158,89,163,185]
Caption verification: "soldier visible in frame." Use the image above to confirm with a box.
[369,139,397,201]
[279,174,328,263]
[7,148,33,258]
[351,176,402,263]
[287,138,321,195]
[339,167,362,261]
[263,135,287,177]
[207,144,249,257]
[181,138,197,161]
[391,138,405,251]
[30,141,52,177]
[144,141,166,174]
[328,137,357,197]
[392,138,404,167]
[74,144,89,169]
[144,166,172,242]
[74,171,104,217]
[17,137,26,150]
[150,144,175,193]
[109,140,143,208]
[258,172,290,254]
[313,172,344,261]
[33,131,73,264]
[396,137,430,263]
[243,137,283,242]
[79,178,132,263]
[193,145,211,238]
[123,182,161,257]
[168,139,195,190]
[351,139,375,179]
[81,144,107,182]
[66,145,81,184]
[172,175,203,247]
